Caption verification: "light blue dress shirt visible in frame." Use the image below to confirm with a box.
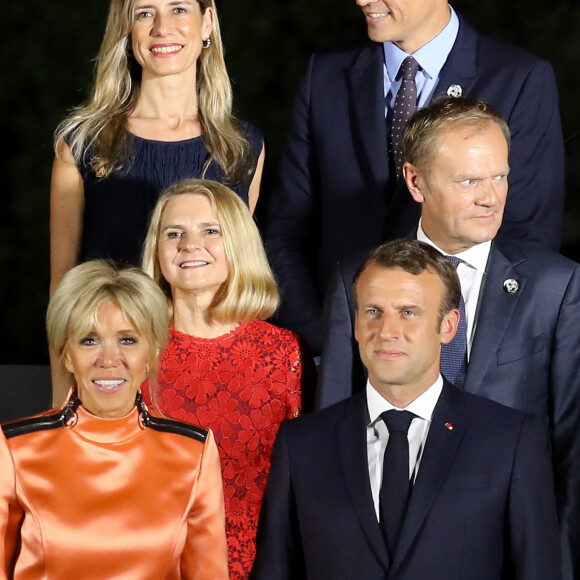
[383,6,460,112]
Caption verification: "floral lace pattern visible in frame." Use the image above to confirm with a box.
[143,320,303,579]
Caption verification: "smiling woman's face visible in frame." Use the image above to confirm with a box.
[130,0,213,81]
[64,302,150,419]
[157,194,229,299]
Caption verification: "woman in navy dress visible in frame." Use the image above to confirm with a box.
[50,0,264,291]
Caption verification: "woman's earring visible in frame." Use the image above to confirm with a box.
[202,38,211,49]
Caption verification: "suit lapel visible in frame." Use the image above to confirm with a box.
[433,18,478,100]
[346,43,390,191]
[336,391,391,571]
[344,19,482,194]
[465,241,528,395]
[389,384,468,574]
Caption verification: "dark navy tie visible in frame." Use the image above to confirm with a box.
[379,409,416,556]
[440,255,467,388]
[389,56,420,179]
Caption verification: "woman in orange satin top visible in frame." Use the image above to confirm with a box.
[0,260,229,579]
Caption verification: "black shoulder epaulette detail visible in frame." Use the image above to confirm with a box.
[2,394,207,443]
[142,414,208,443]
[137,396,207,443]
[2,395,81,440]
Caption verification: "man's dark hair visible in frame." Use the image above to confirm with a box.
[353,239,461,326]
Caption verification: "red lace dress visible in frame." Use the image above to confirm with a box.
[143,320,303,579]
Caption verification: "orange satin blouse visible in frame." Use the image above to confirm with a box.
[0,396,229,579]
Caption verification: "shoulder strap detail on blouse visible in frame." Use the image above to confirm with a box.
[141,414,208,443]
[2,394,81,439]
[137,396,207,443]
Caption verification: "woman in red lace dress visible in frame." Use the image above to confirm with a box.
[142,178,313,578]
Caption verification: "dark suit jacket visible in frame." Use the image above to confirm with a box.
[265,17,564,354]
[317,237,580,576]
[251,384,560,579]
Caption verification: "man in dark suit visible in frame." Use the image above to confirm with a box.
[251,239,560,579]
[265,0,564,354]
[317,97,580,577]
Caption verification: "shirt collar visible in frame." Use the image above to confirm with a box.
[417,219,492,272]
[366,375,443,427]
[383,5,459,83]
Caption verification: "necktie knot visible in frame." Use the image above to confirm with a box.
[446,255,463,269]
[399,56,420,81]
[381,409,415,435]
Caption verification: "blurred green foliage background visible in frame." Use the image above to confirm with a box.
[3,0,580,363]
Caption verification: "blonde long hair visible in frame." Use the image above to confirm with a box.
[142,179,279,323]
[54,0,254,184]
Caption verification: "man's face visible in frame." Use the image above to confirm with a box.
[356,0,450,53]
[405,122,510,255]
[354,264,457,402]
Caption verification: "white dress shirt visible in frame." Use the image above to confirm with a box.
[366,376,443,520]
[417,220,491,358]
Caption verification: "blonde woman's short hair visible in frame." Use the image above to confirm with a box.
[47,260,170,385]
[142,179,279,323]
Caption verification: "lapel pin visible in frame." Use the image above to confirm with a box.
[446,84,462,98]
[445,422,454,431]
[503,279,519,294]
[95,167,106,178]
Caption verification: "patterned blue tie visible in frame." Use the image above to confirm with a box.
[389,56,421,180]
[440,256,467,388]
